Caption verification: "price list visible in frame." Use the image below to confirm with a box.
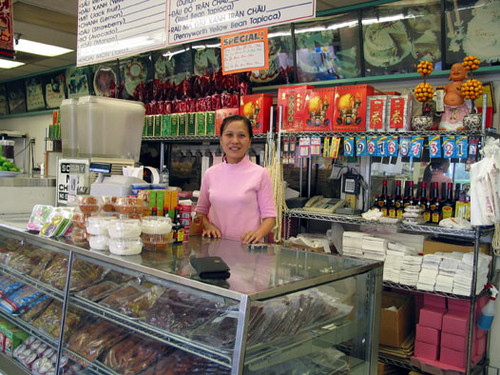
[77,0,167,66]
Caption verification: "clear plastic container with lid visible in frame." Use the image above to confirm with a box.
[141,217,173,251]
[86,216,115,235]
[114,197,146,218]
[89,235,109,251]
[78,195,103,215]
[109,237,142,255]
[108,219,142,238]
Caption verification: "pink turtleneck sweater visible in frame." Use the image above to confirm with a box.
[196,155,277,241]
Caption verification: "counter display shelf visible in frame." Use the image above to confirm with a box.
[0,222,382,375]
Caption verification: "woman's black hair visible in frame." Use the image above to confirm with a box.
[423,158,450,183]
[220,115,253,139]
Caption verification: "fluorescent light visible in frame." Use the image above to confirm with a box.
[15,39,72,57]
[0,59,25,69]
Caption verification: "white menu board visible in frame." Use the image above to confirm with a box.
[167,0,315,45]
[77,0,168,66]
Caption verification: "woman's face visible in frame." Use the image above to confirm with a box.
[220,120,251,164]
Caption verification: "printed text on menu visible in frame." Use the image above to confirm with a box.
[77,0,167,66]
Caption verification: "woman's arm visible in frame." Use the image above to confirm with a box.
[241,217,276,244]
[196,213,222,238]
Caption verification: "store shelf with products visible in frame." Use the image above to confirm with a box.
[0,223,382,375]
[142,133,270,142]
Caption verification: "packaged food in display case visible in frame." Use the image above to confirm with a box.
[388,94,412,131]
[7,247,46,274]
[0,285,43,314]
[20,296,53,323]
[31,301,82,340]
[278,85,313,132]
[367,95,388,131]
[332,84,374,132]
[107,219,142,238]
[141,216,172,251]
[108,237,143,256]
[303,88,334,132]
[76,281,120,302]
[240,94,273,134]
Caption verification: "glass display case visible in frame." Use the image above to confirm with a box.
[0,223,382,375]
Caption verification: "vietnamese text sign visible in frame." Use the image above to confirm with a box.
[77,0,168,66]
[167,0,315,45]
[0,0,14,58]
[222,28,268,74]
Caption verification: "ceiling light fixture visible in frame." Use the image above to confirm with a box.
[0,59,25,69]
[15,39,73,57]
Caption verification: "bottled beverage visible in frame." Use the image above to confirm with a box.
[160,165,169,186]
[423,197,431,223]
[429,182,439,213]
[441,183,454,219]
[431,198,441,223]
[441,182,447,204]
[404,181,414,208]
[371,194,380,210]
[388,194,397,217]
[378,179,388,216]
[417,181,427,211]
[394,180,404,218]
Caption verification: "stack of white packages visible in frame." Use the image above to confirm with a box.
[399,255,423,286]
[384,242,417,283]
[362,236,388,261]
[342,231,366,258]
[453,252,492,296]
[417,254,442,291]
[435,254,462,293]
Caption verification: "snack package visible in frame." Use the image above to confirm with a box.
[39,208,74,237]
[0,285,43,314]
[0,322,29,357]
[21,296,53,323]
[76,281,120,302]
[0,277,25,298]
[32,301,82,340]
[7,247,46,274]
[27,205,54,232]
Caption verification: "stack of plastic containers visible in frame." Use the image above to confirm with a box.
[86,216,115,251]
[107,219,143,256]
[141,217,172,251]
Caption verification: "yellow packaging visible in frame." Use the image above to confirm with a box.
[156,190,165,216]
[455,201,470,220]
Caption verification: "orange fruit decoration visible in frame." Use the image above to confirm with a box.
[461,56,483,100]
[414,61,435,102]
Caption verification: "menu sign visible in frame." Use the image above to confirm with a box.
[77,0,168,66]
[221,28,268,74]
[167,0,315,45]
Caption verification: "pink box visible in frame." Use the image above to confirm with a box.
[441,331,467,352]
[416,324,441,345]
[419,307,445,330]
[440,347,466,368]
[442,312,469,336]
[424,294,447,310]
[415,340,440,360]
[447,299,470,313]
[476,335,487,357]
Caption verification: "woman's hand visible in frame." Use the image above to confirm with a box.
[241,217,276,244]
[241,230,264,244]
[202,222,222,239]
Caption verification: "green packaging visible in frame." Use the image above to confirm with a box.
[154,115,162,136]
[206,111,215,135]
[146,115,154,136]
[178,113,187,136]
[143,117,147,137]
[170,114,179,136]
[187,113,196,135]
[161,114,171,136]
[0,321,28,356]
[196,112,206,136]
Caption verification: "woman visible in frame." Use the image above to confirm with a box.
[196,115,277,244]
[423,158,452,195]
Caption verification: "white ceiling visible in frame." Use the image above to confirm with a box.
[1,0,368,82]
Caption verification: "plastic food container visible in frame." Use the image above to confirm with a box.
[78,195,102,215]
[89,235,109,251]
[109,237,142,255]
[107,219,142,238]
[71,226,88,243]
[60,98,78,157]
[114,197,146,215]
[86,216,114,235]
[141,217,172,251]
[101,196,118,212]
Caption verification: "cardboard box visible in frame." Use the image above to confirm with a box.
[302,88,334,132]
[206,111,215,135]
[388,95,412,131]
[441,331,467,352]
[440,346,466,368]
[367,95,388,131]
[423,294,446,310]
[415,340,440,361]
[278,85,313,132]
[419,307,445,330]
[416,324,441,345]
[170,113,179,136]
[423,240,490,255]
[240,94,273,134]
[380,291,414,347]
[332,84,374,132]
[178,113,187,135]
[442,311,469,336]
[187,112,196,135]
[215,108,239,135]
[153,115,162,136]
[196,112,206,135]
[0,321,28,357]
[377,362,385,375]
[161,114,171,136]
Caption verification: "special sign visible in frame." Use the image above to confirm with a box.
[167,0,315,45]
[221,28,268,74]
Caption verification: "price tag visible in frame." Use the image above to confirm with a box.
[299,137,310,157]
[469,137,479,156]
[399,136,411,157]
[367,136,378,156]
[355,136,367,156]
[330,137,341,158]
[410,136,424,158]
[455,136,468,158]
[377,136,388,157]
[343,137,355,157]
[387,136,398,157]
[428,136,442,158]
[311,137,321,156]
[323,138,330,158]
[442,136,456,159]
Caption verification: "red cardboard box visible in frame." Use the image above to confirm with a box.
[367,95,388,131]
[388,94,412,131]
[414,340,440,361]
[424,294,447,310]
[332,84,374,132]
[215,108,239,135]
[278,85,313,132]
[416,324,441,345]
[440,346,466,368]
[240,94,273,134]
[442,311,469,336]
[419,307,445,330]
[302,88,334,132]
[441,331,467,352]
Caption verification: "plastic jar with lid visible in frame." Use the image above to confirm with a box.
[107,219,142,238]
[89,235,109,251]
[78,195,103,215]
[86,216,115,235]
[109,237,142,255]
[113,197,146,216]
[141,217,173,251]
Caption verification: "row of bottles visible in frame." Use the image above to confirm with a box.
[372,179,470,223]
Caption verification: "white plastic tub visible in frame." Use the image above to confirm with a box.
[76,96,145,161]
[60,99,79,157]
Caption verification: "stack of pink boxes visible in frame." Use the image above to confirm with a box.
[413,294,488,372]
